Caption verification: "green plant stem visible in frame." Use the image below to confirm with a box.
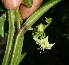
[2,10,15,65]
[23,0,61,32]
[15,8,21,29]
[10,30,25,65]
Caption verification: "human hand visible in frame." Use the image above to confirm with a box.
[2,0,43,19]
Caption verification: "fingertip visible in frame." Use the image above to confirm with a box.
[3,0,22,10]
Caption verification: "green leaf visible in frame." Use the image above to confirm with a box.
[0,13,6,37]
[2,10,15,65]
[19,53,27,63]
[10,28,26,65]
[22,0,33,7]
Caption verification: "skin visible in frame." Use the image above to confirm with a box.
[2,0,43,19]
[20,0,43,19]
[3,0,22,10]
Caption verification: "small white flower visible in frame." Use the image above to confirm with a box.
[33,36,55,51]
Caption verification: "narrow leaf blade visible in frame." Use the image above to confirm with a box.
[0,13,6,37]
[22,0,33,7]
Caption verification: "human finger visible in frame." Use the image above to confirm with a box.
[3,0,22,10]
[20,0,43,19]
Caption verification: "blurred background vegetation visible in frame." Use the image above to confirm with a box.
[0,0,69,65]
